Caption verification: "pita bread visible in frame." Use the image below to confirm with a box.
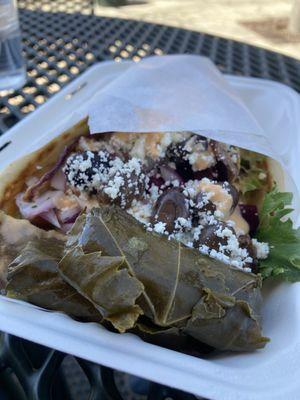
[0,118,89,217]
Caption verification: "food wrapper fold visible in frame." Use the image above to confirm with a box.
[88,55,300,216]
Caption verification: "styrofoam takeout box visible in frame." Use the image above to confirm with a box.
[0,61,299,400]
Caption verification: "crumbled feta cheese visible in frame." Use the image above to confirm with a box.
[63,132,258,273]
[252,239,269,259]
[153,221,167,234]
[172,179,180,188]
[197,223,254,271]
[214,209,224,218]
[258,172,267,180]
[148,184,160,202]
[199,244,210,255]
[174,217,192,231]
[199,212,218,226]
[192,226,202,241]
[128,200,152,225]
[231,153,238,163]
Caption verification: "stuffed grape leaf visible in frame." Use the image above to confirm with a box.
[59,246,144,332]
[6,239,101,322]
[0,211,65,289]
[66,206,268,351]
[5,205,269,352]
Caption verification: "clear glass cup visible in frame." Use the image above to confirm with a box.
[0,0,26,90]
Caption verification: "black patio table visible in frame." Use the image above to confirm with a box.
[1,1,300,399]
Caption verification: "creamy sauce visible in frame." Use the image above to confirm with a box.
[54,194,80,210]
[191,151,215,171]
[145,133,164,159]
[110,132,137,151]
[197,181,233,219]
[130,135,146,160]
[78,136,114,153]
[195,180,249,235]
[227,207,249,235]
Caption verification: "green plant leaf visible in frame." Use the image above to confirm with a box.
[238,149,268,195]
[6,239,101,322]
[256,187,300,282]
[59,246,144,332]
[67,206,268,351]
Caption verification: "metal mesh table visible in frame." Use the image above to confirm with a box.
[1,1,300,399]
[0,2,300,134]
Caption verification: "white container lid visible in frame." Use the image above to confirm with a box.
[0,59,299,400]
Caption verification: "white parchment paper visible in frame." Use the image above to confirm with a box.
[88,55,300,217]
[88,55,274,156]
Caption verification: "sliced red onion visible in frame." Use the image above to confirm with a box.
[39,209,61,228]
[26,176,39,187]
[239,204,259,236]
[60,222,74,233]
[50,169,66,191]
[57,205,81,224]
[24,136,80,201]
[160,165,184,185]
[16,190,63,220]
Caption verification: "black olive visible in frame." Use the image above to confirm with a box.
[148,174,165,189]
[238,234,258,272]
[108,169,147,209]
[222,182,239,213]
[191,192,216,227]
[152,189,189,233]
[195,191,216,213]
[239,204,259,236]
[195,135,209,150]
[165,140,193,181]
[194,222,235,251]
[193,166,219,181]
[64,150,112,193]
[210,141,240,182]
[166,135,211,181]
[192,182,238,225]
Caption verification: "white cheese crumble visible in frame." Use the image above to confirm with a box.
[258,172,267,180]
[199,244,251,272]
[174,217,192,231]
[153,221,167,234]
[252,239,269,259]
[196,224,253,271]
[127,200,152,225]
[61,133,270,274]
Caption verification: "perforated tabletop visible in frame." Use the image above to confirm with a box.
[1,2,300,399]
[0,2,300,134]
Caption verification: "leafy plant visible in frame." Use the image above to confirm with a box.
[256,187,300,282]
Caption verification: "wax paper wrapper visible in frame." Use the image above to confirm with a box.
[88,55,300,216]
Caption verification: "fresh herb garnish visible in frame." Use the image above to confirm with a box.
[256,187,300,282]
[239,150,268,194]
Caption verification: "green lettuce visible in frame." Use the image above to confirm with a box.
[256,187,300,282]
[239,150,268,194]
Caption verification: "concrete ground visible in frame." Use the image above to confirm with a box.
[95,0,300,59]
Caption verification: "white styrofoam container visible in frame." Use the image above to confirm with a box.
[0,61,300,400]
